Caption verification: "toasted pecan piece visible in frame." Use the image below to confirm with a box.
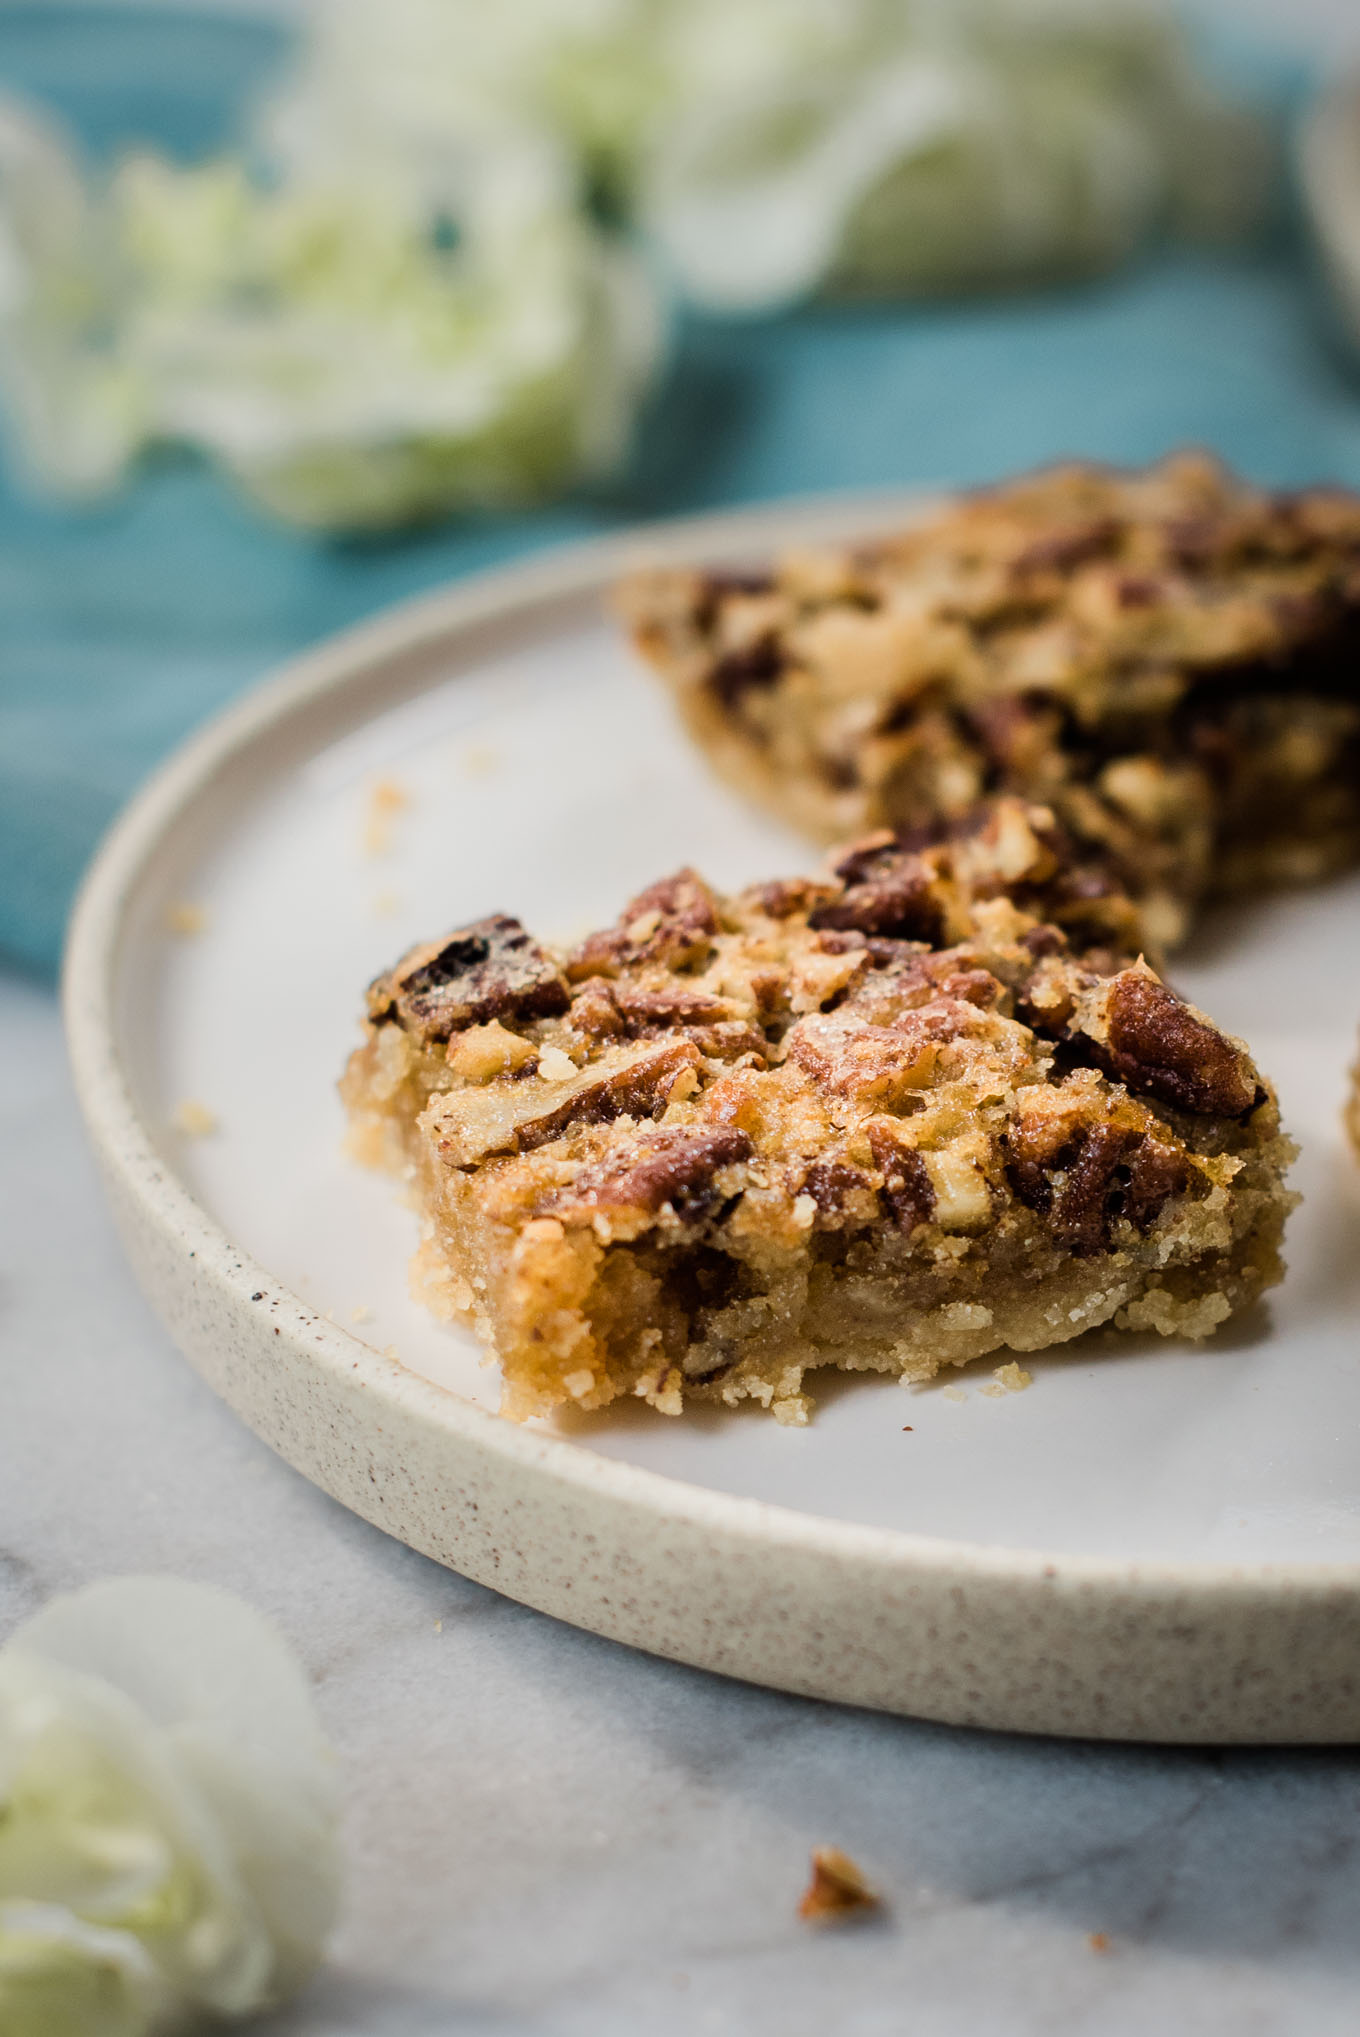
[425,1039,699,1167]
[1091,970,1260,1118]
[369,914,568,1044]
[799,1848,879,1923]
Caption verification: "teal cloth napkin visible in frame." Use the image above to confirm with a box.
[1,6,1354,976]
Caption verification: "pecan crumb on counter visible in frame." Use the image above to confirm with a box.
[798,1847,880,1924]
[341,800,1296,1425]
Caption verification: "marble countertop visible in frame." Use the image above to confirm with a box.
[7,5,1360,2025]
[5,967,1360,2036]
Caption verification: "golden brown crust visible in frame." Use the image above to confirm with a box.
[620,453,1360,950]
[342,799,1297,1424]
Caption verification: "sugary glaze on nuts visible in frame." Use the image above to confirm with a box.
[341,800,1296,1424]
[619,452,1360,952]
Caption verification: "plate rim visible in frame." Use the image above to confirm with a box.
[62,489,1360,1608]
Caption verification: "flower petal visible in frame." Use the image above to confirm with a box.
[9,1577,340,2007]
[0,1902,166,2037]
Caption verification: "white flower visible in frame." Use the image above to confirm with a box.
[264,0,1270,316]
[0,1577,340,2035]
[261,0,670,214]
[0,95,146,494]
[1300,79,1360,359]
[640,0,1271,311]
[0,91,663,528]
[0,0,1267,521]
[0,1904,165,2037]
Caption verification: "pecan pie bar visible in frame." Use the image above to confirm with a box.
[341,801,1295,1423]
[621,454,1360,950]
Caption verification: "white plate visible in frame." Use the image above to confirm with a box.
[65,495,1360,1743]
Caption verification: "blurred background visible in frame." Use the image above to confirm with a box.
[2,0,1359,976]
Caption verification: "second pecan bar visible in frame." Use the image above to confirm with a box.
[342,801,1296,1424]
[621,453,1360,951]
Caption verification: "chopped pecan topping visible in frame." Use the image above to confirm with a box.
[370,915,568,1044]
[866,1124,935,1235]
[811,838,944,943]
[567,977,625,1039]
[684,1022,770,1064]
[1052,1125,1150,1255]
[835,948,995,1026]
[787,1001,980,1102]
[799,1158,874,1225]
[1097,972,1259,1118]
[1006,1110,1198,1254]
[707,633,783,709]
[965,694,1061,775]
[1015,959,1077,1037]
[935,967,1004,1010]
[1020,923,1067,961]
[613,983,733,1028]
[1115,573,1163,608]
[748,969,789,1020]
[1118,1134,1200,1229]
[1160,513,1225,568]
[549,1125,753,1227]
[430,1039,699,1167]
[1013,516,1120,575]
[1270,589,1339,638]
[744,876,840,921]
[694,568,776,631]
[566,869,719,979]
[570,978,757,1059]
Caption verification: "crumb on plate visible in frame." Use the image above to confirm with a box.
[363,777,410,857]
[173,1098,217,1138]
[164,900,209,937]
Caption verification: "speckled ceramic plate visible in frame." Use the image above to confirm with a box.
[65,495,1360,1743]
